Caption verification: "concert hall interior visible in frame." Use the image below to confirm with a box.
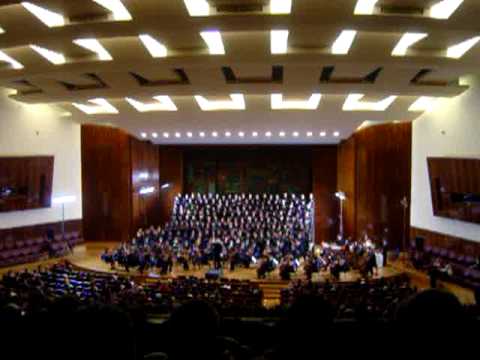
[1,0,480,357]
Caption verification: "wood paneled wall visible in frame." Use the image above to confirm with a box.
[337,137,356,239]
[130,138,161,233]
[411,227,480,257]
[337,123,412,249]
[0,156,54,212]
[81,125,132,243]
[427,157,480,224]
[158,147,183,226]
[312,146,338,244]
[82,125,162,242]
[183,146,313,194]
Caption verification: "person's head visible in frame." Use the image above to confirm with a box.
[395,289,465,326]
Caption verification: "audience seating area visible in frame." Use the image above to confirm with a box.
[410,240,480,288]
[281,275,415,321]
[0,231,83,267]
[1,262,479,358]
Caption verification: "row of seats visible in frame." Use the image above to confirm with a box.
[410,241,480,288]
[0,231,83,267]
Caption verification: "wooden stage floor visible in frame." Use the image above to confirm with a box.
[0,242,475,305]
[68,242,401,283]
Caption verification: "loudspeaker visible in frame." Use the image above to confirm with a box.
[415,236,425,252]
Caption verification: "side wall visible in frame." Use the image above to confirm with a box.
[81,125,132,243]
[411,74,480,243]
[338,122,412,249]
[0,89,82,229]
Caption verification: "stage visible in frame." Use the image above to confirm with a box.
[68,242,400,281]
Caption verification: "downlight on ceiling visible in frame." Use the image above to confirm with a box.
[72,98,118,114]
[392,33,428,56]
[73,39,113,61]
[271,93,322,110]
[200,31,225,55]
[92,0,132,21]
[194,94,246,111]
[332,30,357,55]
[21,2,65,27]
[30,45,66,65]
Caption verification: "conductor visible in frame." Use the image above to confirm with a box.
[211,238,224,269]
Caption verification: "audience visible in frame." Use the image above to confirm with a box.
[1,262,477,358]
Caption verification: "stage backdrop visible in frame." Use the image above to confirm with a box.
[183,146,313,194]
[157,145,338,244]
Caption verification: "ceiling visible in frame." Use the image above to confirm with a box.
[0,0,478,144]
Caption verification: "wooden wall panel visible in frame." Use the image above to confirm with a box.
[0,156,54,212]
[427,157,480,224]
[81,125,132,243]
[312,146,338,244]
[337,137,356,240]
[183,146,312,194]
[130,138,161,233]
[355,123,411,249]
[411,227,480,257]
[158,147,183,226]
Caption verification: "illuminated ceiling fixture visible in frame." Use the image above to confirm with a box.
[187,132,193,138]
[409,96,443,112]
[279,131,286,137]
[392,33,428,56]
[194,94,246,111]
[0,27,5,34]
[21,2,65,27]
[73,39,112,61]
[141,132,147,138]
[0,50,24,69]
[152,132,158,138]
[271,93,322,110]
[429,0,463,19]
[270,0,292,14]
[139,34,167,58]
[333,131,340,137]
[125,96,177,112]
[72,98,118,114]
[343,94,397,111]
[238,131,245,137]
[320,131,326,137]
[30,45,66,65]
[92,0,132,21]
[332,30,357,55]
[163,132,169,138]
[446,36,480,59]
[200,31,225,55]
[125,96,176,112]
[271,30,289,54]
[354,0,378,15]
[184,0,210,16]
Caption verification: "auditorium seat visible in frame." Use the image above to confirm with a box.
[0,229,82,268]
